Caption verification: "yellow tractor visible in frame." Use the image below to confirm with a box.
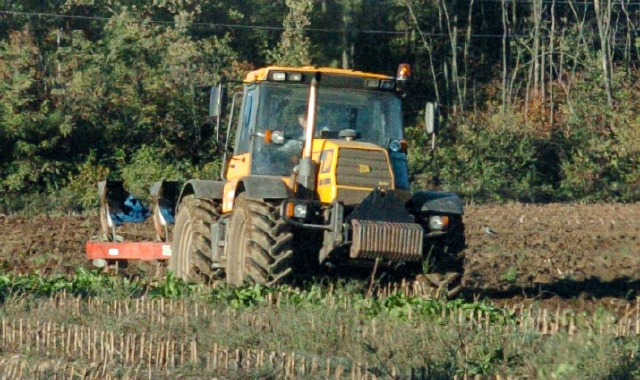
[165,65,466,296]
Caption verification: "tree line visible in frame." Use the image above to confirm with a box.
[1,0,640,213]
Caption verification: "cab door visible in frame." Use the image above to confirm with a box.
[226,86,256,180]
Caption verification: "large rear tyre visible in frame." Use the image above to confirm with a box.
[169,196,220,283]
[225,194,294,286]
[419,216,466,298]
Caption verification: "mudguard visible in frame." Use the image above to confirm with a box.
[240,175,292,200]
[177,179,226,204]
[408,190,464,215]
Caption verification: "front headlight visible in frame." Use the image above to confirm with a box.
[284,201,308,219]
[428,215,450,231]
[270,130,285,144]
[388,139,407,153]
[293,204,308,218]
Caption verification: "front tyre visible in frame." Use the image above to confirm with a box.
[225,194,294,286]
[420,215,466,298]
[169,196,220,283]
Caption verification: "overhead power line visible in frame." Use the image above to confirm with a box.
[0,10,406,34]
[0,9,532,38]
[3,7,639,39]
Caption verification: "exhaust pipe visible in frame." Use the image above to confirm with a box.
[297,72,320,199]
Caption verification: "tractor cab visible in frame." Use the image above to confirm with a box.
[220,66,413,201]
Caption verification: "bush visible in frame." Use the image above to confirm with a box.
[409,67,640,204]
[555,70,640,201]
[409,119,550,203]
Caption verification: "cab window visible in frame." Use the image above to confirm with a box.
[235,90,254,154]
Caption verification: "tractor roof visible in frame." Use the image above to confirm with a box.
[244,66,393,83]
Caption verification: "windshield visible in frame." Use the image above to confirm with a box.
[252,83,404,176]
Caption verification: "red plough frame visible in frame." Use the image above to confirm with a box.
[86,242,172,261]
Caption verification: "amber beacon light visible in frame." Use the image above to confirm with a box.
[397,64,411,81]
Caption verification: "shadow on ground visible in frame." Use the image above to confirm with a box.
[462,276,640,301]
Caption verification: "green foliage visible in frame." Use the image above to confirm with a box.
[120,145,194,198]
[0,270,513,324]
[0,268,198,299]
[64,151,110,208]
[0,28,70,196]
[409,121,548,202]
[500,267,519,283]
[4,0,640,210]
[406,65,640,203]
[554,68,640,202]
[268,0,313,66]
[0,4,235,213]
[210,283,271,309]
[149,270,201,299]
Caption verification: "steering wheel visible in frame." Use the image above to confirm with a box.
[338,129,359,140]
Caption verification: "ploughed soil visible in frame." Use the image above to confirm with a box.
[2,202,640,315]
[463,202,640,315]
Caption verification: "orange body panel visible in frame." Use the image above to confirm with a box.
[86,242,172,261]
[225,153,251,181]
[312,139,395,204]
[222,180,239,213]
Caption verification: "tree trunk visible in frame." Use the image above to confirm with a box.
[501,0,508,112]
[594,0,613,107]
[463,0,474,106]
[441,0,463,113]
[549,0,555,127]
[532,0,542,98]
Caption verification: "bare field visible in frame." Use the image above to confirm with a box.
[2,202,640,314]
[463,203,640,312]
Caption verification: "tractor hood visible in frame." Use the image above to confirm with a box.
[312,138,395,205]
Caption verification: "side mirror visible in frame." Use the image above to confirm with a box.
[209,84,224,118]
[425,102,439,135]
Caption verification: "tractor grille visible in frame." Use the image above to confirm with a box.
[336,149,392,205]
[350,219,423,262]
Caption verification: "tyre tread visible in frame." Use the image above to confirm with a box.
[169,197,220,283]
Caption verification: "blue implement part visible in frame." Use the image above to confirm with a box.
[110,194,151,225]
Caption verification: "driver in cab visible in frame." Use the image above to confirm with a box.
[279,105,308,155]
